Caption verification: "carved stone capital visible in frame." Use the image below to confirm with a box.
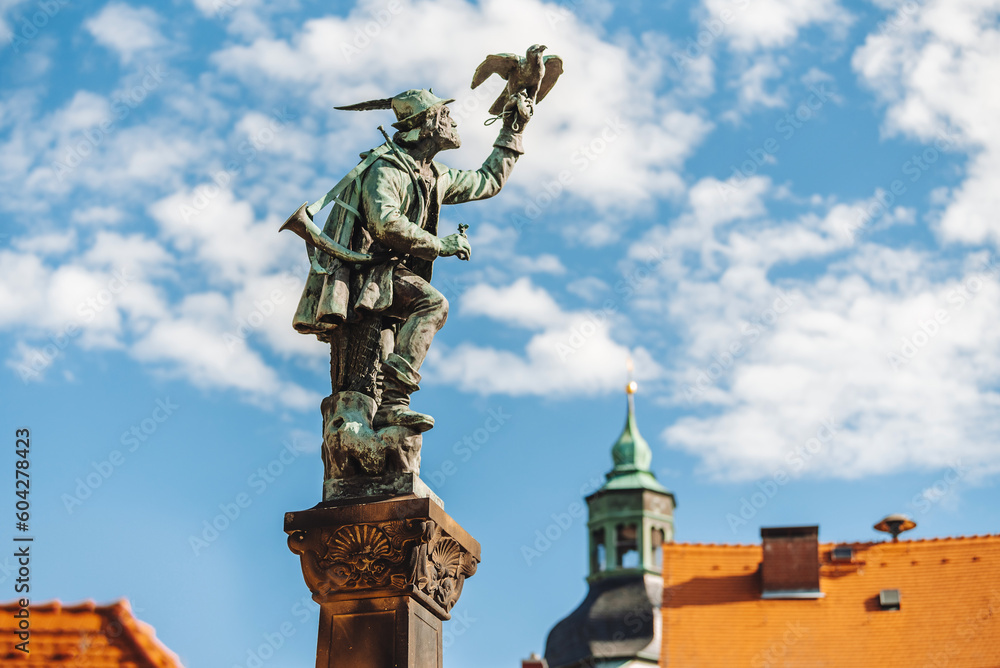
[411,523,479,614]
[285,497,480,620]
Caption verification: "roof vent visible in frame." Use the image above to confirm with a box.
[874,514,916,542]
[760,526,823,599]
[879,589,901,611]
[830,545,854,562]
[522,653,548,668]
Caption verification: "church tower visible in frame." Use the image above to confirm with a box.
[543,378,676,668]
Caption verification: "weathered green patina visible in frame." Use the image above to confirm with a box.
[277,48,564,492]
[600,390,670,494]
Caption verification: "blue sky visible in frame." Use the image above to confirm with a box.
[2,0,1000,665]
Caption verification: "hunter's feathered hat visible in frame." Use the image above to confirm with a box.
[334,89,455,130]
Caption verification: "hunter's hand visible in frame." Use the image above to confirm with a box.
[439,233,472,261]
[503,91,532,131]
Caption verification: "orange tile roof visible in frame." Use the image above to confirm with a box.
[0,599,183,667]
[661,535,1000,667]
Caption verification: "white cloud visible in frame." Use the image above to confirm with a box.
[664,254,1000,481]
[72,205,126,226]
[733,55,786,112]
[210,0,711,213]
[85,2,165,63]
[466,223,565,277]
[460,278,566,331]
[704,0,852,52]
[1,87,199,214]
[54,91,111,133]
[229,272,328,360]
[0,0,30,44]
[14,230,77,255]
[566,276,610,301]
[0,225,316,407]
[628,174,1000,482]
[148,187,298,285]
[428,278,661,396]
[82,231,174,280]
[235,111,313,162]
[852,0,1000,247]
[131,291,319,409]
[6,341,52,383]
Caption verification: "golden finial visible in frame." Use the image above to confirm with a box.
[626,356,637,395]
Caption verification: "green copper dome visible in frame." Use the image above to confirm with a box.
[601,390,669,494]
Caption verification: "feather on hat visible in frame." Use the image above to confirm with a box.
[335,89,454,130]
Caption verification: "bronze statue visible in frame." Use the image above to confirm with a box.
[280,51,561,492]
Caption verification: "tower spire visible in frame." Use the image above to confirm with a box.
[543,354,676,668]
[607,358,660,486]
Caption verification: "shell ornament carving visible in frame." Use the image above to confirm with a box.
[416,527,480,613]
[324,524,394,587]
[288,517,476,615]
[316,521,424,589]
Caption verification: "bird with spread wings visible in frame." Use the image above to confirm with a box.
[471,44,564,123]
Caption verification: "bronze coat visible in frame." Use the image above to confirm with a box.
[292,130,523,341]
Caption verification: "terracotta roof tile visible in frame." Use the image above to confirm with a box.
[0,599,183,667]
[661,534,1000,667]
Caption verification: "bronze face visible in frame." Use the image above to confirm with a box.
[432,105,461,151]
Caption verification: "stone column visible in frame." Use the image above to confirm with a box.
[285,494,480,668]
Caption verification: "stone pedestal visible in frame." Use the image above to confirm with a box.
[286,494,480,668]
[324,472,443,508]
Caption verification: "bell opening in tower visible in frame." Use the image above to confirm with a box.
[591,528,607,573]
[651,527,665,570]
[616,523,639,568]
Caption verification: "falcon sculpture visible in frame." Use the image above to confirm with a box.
[471,44,564,120]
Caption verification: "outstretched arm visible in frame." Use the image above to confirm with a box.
[439,126,524,205]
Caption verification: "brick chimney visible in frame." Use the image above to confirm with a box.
[760,525,822,598]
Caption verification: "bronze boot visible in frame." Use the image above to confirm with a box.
[374,353,435,433]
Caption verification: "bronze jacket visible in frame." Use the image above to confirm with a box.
[292,127,523,340]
